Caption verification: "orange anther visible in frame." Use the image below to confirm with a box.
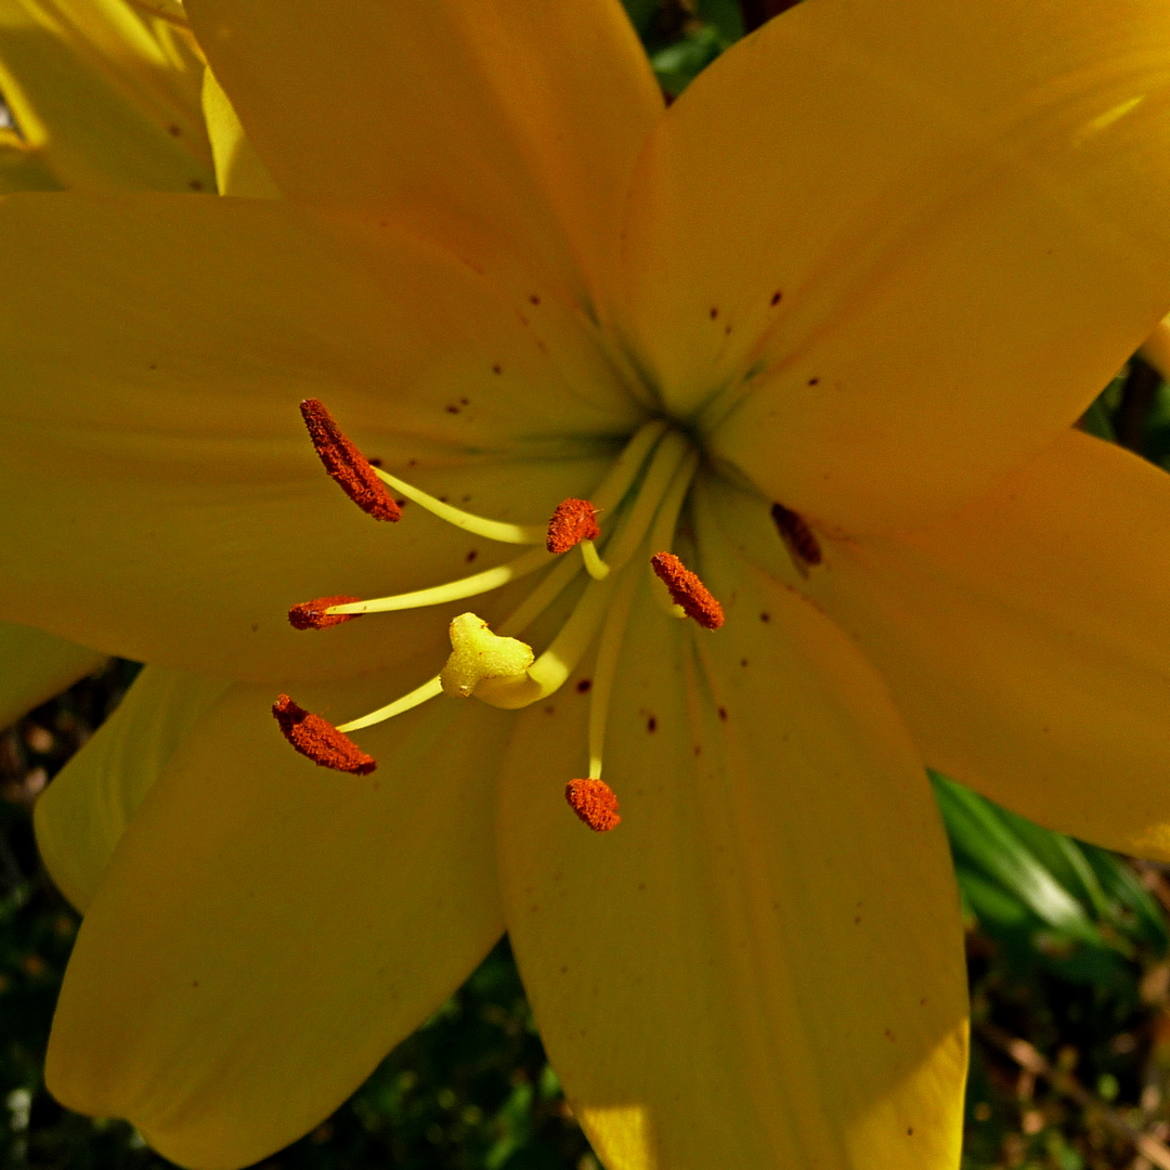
[546,497,600,554]
[299,399,401,522]
[650,552,725,629]
[272,694,376,775]
[770,503,823,568]
[288,595,364,630]
[565,778,621,832]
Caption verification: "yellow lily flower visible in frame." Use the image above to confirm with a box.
[0,0,218,722]
[5,1,1170,1167]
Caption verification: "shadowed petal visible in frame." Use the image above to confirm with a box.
[622,0,1170,530]
[771,431,1170,860]
[35,664,229,910]
[0,623,106,729]
[186,0,661,305]
[499,553,967,1169]
[0,193,631,679]
[46,671,508,1170]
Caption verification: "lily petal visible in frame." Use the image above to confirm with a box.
[0,622,105,729]
[46,671,507,1170]
[787,430,1170,860]
[185,0,662,305]
[35,664,228,910]
[0,193,631,678]
[0,0,214,191]
[200,68,277,199]
[622,0,1170,530]
[499,551,967,1168]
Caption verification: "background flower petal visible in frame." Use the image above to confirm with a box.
[185,0,662,307]
[0,623,106,730]
[0,194,631,679]
[620,0,1170,530]
[781,431,1170,861]
[34,664,229,911]
[0,0,214,191]
[200,68,277,198]
[46,670,508,1170]
[498,551,967,1170]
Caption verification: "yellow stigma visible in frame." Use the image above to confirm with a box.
[440,613,535,698]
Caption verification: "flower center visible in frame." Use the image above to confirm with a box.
[274,399,727,831]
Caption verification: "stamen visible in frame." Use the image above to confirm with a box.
[565,778,621,832]
[299,399,401,521]
[650,552,725,630]
[373,466,545,545]
[288,595,363,630]
[546,498,600,553]
[272,694,377,774]
[324,546,550,617]
[770,503,823,569]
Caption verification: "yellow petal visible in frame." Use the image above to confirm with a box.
[498,550,967,1168]
[0,0,215,191]
[186,0,661,305]
[621,0,1170,530]
[786,430,1170,860]
[200,68,277,199]
[35,664,228,910]
[0,126,60,191]
[0,622,105,729]
[46,672,507,1170]
[0,193,632,678]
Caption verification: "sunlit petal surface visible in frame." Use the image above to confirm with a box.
[500,538,967,1169]
[47,671,507,1170]
[777,430,1170,860]
[0,193,629,677]
[185,0,662,304]
[620,0,1170,530]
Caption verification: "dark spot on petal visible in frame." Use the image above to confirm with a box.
[647,715,657,733]
[770,290,783,306]
[465,549,478,563]
[529,293,541,305]
[739,658,749,667]
[759,612,771,623]
[445,404,461,414]
[188,179,204,191]
[491,363,503,375]
[576,679,592,694]
[717,707,728,722]
[168,123,182,136]
[807,376,820,386]
[708,306,719,320]
[250,622,259,633]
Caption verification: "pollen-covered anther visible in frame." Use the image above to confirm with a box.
[272,694,377,775]
[299,398,401,522]
[288,594,364,630]
[545,497,600,554]
[565,778,621,832]
[770,503,823,568]
[650,552,725,630]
